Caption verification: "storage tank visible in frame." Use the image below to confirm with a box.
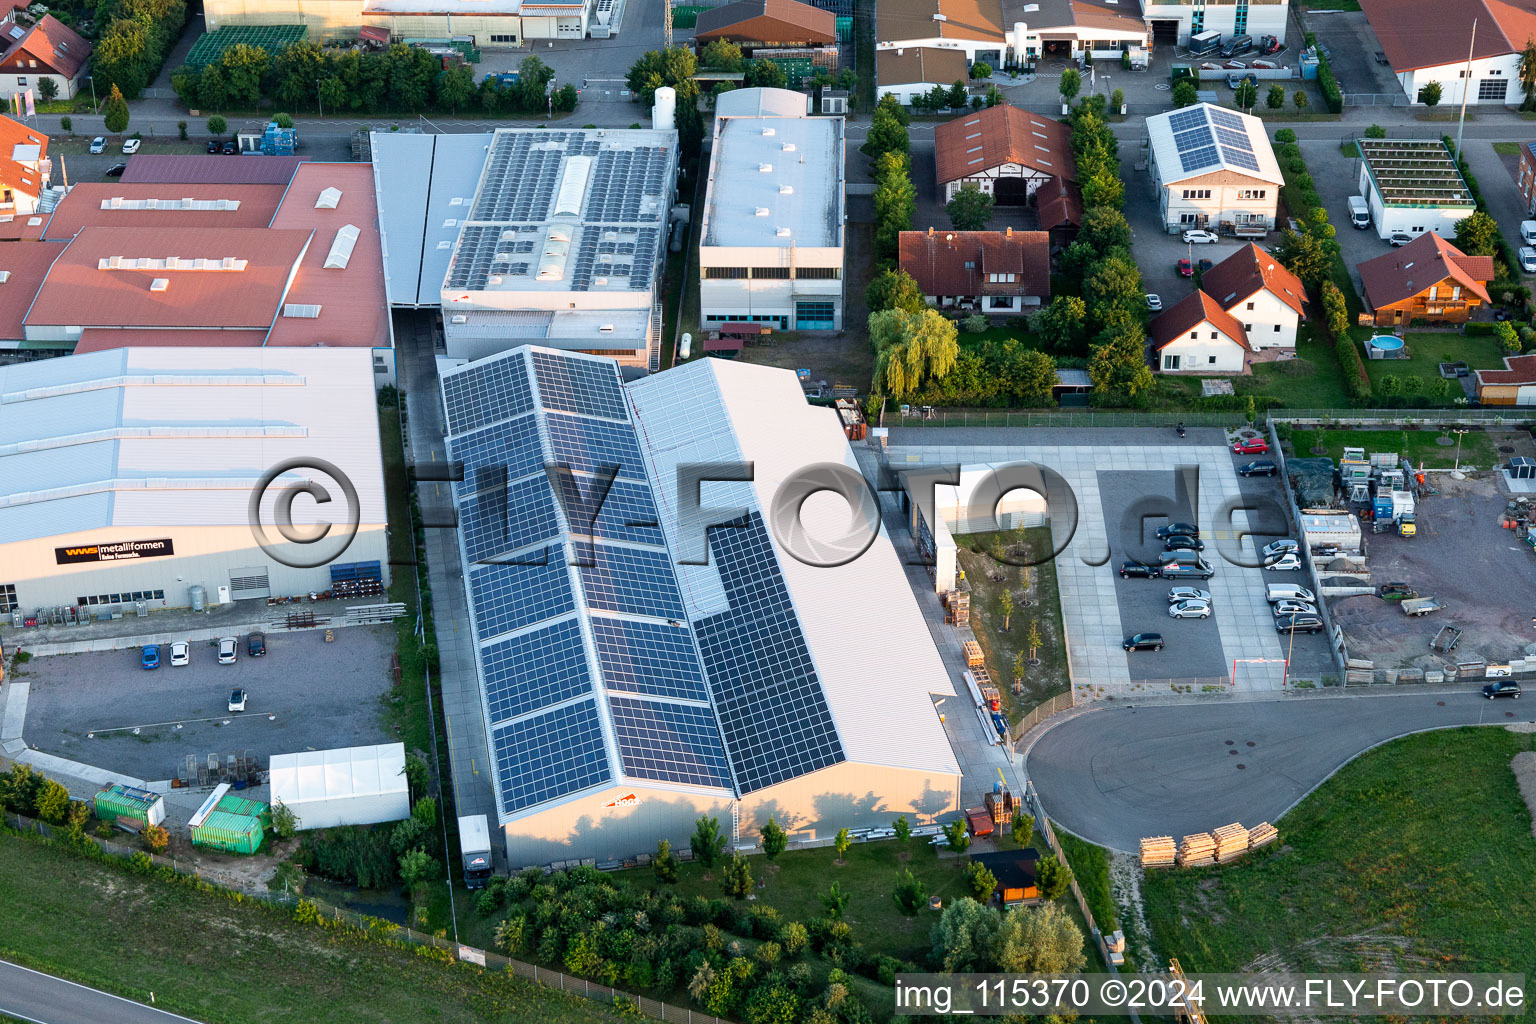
[189,584,206,612]
[679,333,692,359]
[652,86,676,131]
[1011,22,1028,62]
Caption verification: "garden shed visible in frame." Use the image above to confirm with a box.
[189,784,270,855]
[94,784,165,832]
[268,743,409,831]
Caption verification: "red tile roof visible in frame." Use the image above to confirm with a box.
[897,227,1050,299]
[1149,290,1252,351]
[877,46,969,87]
[42,183,287,239]
[1199,243,1307,317]
[120,155,306,185]
[72,327,273,353]
[1,14,91,78]
[1357,232,1493,310]
[265,163,390,350]
[1035,174,1083,228]
[0,239,65,339]
[0,113,46,202]
[934,104,1076,186]
[26,225,311,330]
[1474,352,1536,386]
[1361,0,1536,73]
[695,0,836,43]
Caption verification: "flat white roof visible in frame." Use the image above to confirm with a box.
[364,0,520,11]
[269,743,409,804]
[1146,102,1283,187]
[371,131,493,306]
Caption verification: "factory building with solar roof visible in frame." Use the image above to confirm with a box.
[440,346,962,866]
[1145,103,1282,236]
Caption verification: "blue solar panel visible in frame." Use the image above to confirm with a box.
[1214,127,1252,151]
[461,474,561,565]
[579,543,686,619]
[1222,145,1262,172]
[1208,107,1246,131]
[591,617,710,700]
[483,618,593,725]
[492,699,610,813]
[443,353,535,435]
[469,559,575,639]
[531,350,629,420]
[693,512,843,794]
[1174,126,1214,151]
[551,474,664,545]
[608,696,732,788]
[1168,108,1206,133]
[1179,146,1219,173]
[544,412,647,481]
[447,413,546,487]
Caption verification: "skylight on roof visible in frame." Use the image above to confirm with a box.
[315,187,342,209]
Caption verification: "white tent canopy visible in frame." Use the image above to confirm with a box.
[268,743,410,831]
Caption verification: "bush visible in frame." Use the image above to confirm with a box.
[272,801,299,839]
[1274,128,1297,144]
[272,112,294,129]
[1465,322,1497,336]
[961,314,989,334]
[297,826,398,888]
[142,823,169,854]
[60,116,72,132]
[177,120,188,140]
[1306,33,1343,113]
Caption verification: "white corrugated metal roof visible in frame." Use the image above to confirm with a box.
[1146,102,1283,187]
[371,132,492,306]
[269,743,409,804]
[0,348,387,542]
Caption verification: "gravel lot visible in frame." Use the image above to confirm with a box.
[1330,472,1536,671]
[22,625,398,782]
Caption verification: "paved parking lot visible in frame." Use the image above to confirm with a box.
[1298,138,1401,293]
[1304,11,1400,98]
[21,626,398,782]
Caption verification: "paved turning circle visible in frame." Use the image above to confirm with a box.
[1026,691,1518,852]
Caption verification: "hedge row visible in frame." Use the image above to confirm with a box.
[1304,33,1343,114]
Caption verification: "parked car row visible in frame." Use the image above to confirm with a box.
[140,632,266,669]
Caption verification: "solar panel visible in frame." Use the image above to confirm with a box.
[1174,126,1214,152]
[608,696,732,789]
[446,414,546,488]
[1221,146,1262,172]
[544,412,647,481]
[1208,107,1247,131]
[492,699,610,813]
[591,617,710,701]
[469,559,575,639]
[442,353,535,435]
[460,474,561,565]
[1168,108,1206,133]
[579,543,686,619]
[1179,146,1220,173]
[531,349,629,420]
[482,618,593,724]
[1214,127,1252,152]
[551,474,664,545]
[693,512,844,794]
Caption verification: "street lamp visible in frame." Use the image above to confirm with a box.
[85,74,97,112]
[316,79,323,118]
[1452,428,1470,472]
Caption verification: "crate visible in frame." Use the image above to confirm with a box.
[1140,835,1176,868]
[962,640,984,667]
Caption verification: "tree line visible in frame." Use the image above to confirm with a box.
[92,0,188,99]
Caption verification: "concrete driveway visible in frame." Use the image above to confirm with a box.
[1305,11,1400,98]
[1026,689,1527,851]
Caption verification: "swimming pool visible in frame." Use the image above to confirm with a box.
[1368,335,1404,351]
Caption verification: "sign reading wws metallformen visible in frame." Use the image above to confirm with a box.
[55,539,176,565]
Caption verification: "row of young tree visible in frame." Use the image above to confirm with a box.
[172,44,575,116]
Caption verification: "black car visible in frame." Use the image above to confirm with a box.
[1123,632,1165,652]
[1198,258,1214,273]
[221,140,237,155]
[247,631,266,657]
[104,163,127,177]
[1483,680,1522,699]
[1156,523,1200,540]
[1275,613,1324,633]
[1239,460,1278,477]
[1119,561,1160,579]
[207,139,222,153]
[1164,535,1206,552]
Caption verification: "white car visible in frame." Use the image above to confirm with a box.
[228,688,248,713]
[89,136,106,154]
[1272,599,1318,616]
[1265,553,1303,571]
[1145,294,1163,311]
[1262,539,1299,559]
[170,640,190,667]
[1168,598,1212,619]
[1181,229,1219,244]
[1389,233,1413,247]
[1520,246,1536,274]
[1167,586,1211,603]
[217,636,238,665]
[121,138,141,154]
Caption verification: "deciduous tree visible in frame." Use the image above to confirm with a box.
[946,183,995,230]
[866,267,927,313]
[700,39,744,71]
[1454,210,1501,256]
[869,308,959,396]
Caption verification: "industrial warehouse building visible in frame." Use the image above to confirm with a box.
[0,347,388,619]
[203,0,603,43]
[440,346,962,865]
[1354,138,1475,243]
[699,88,846,332]
[373,126,678,370]
[1146,103,1282,235]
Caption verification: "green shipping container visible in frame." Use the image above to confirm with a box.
[94,784,164,831]
[190,794,270,855]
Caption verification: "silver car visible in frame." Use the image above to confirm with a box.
[1272,599,1318,616]
[1168,599,1212,619]
[1262,539,1298,559]
[217,636,238,665]
[1167,587,1211,604]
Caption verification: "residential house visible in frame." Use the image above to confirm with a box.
[1359,0,1532,107]
[0,13,92,103]
[1198,243,1307,350]
[0,112,45,216]
[1150,290,1252,373]
[694,0,836,50]
[932,104,1079,222]
[1475,353,1536,405]
[1356,232,1494,327]
[898,226,1050,315]
[877,46,969,107]
[1146,103,1282,236]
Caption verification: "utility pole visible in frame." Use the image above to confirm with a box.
[1455,17,1477,162]
[664,0,672,50]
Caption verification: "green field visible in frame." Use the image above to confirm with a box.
[0,831,626,1024]
[1286,427,1503,469]
[1143,728,1536,995]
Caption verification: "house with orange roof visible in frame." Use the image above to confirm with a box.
[1360,0,1536,107]
[0,111,45,215]
[1198,243,1307,350]
[1357,232,1494,327]
[0,12,92,102]
[1150,290,1252,374]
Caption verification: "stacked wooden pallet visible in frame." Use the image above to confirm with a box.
[944,591,970,626]
[1177,832,1215,867]
[1248,822,1279,850]
[962,640,984,667]
[1214,822,1249,863]
[1140,835,1176,868]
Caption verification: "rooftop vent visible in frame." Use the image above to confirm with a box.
[0,271,8,284]
[324,224,360,270]
[315,187,342,209]
[779,184,794,194]
[450,315,467,324]
[759,163,773,172]
[782,142,797,152]
[776,227,792,237]
[754,207,770,216]
[762,127,776,136]
[283,303,322,318]
[933,12,947,21]
[149,278,169,292]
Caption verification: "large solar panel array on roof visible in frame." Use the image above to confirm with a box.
[608,696,733,788]
[551,475,664,546]
[531,349,628,418]
[544,412,648,481]
[483,617,593,725]
[579,543,687,619]
[459,474,561,565]
[591,617,710,701]
[469,559,575,639]
[447,413,546,491]
[442,355,534,434]
[492,699,610,813]
[1173,105,1263,175]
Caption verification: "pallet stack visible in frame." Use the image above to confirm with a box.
[1176,832,1215,867]
[943,591,970,626]
[1140,835,1176,868]
[1105,929,1126,967]
[1247,822,1279,850]
[962,640,984,667]
[1213,822,1249,864]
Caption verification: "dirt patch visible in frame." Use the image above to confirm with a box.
[165,831,301,894]
[1512,752,1536,839]
[1109,851,1157,970]
[1505,722,1536,734]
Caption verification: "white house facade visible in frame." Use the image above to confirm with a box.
[1147,103,1282,235]
[1151,290,1251,374]
[1141,0,1289,48]
[1199,243,1307,351]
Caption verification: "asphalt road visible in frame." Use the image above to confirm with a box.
[1026,690,1531,852]
[0,960,203,1024]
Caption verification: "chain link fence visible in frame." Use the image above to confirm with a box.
[885,407,1536,430]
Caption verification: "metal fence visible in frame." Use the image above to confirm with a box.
[1010,690,1074,742]
[885,407,1536,431]
[1341,93,1409,107]
[0,811,730,1024]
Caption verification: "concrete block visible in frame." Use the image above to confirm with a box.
[1424,670,1444,684]
[1395,669,1424,685]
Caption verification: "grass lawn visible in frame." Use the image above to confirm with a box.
[1286,427,1504,468]
[1494,141,1523,156]
[377,403,433,756]
[1240,328,1354,408]
[959,324,1047,350]
[0,832,627,1024]
[951,527,1070,723]
[1358,330,1509,393]
[1054,825,1117,935]
[1142,728,1536,986]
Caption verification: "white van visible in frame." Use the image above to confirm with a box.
[1265,583,1315,604]
[1347,195,1370,229]
[1521,220,1536,246]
